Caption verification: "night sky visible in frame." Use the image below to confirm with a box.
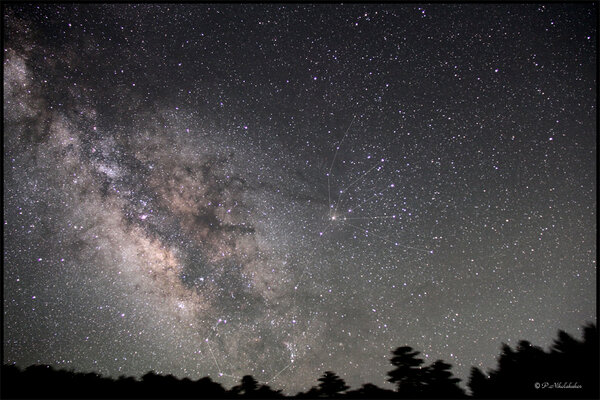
[3,3,597,394]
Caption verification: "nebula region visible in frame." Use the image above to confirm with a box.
[3,3,596,394]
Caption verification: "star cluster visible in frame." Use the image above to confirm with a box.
[3,3,596,394]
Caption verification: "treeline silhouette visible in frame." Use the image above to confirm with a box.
[1,323,597,399]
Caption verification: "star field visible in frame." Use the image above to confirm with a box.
[3,3,596,394]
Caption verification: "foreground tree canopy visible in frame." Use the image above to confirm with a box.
[1,323,596,399]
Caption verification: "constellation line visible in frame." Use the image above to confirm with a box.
[266,362,293,384]
[206,339,222,374]
[327,116,356,218]
[333,162,384,216]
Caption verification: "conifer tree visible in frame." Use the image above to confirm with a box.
[387,346,427,397]
[317,371,349,397]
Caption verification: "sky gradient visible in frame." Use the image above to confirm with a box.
[3,3,597,394]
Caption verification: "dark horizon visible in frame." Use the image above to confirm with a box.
[3,2,596,397]
[2,322,598,398]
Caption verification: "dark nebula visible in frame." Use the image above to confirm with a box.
[3,3,596,394]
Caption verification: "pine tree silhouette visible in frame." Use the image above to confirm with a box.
[254,383,284,398]
[468,366,491,398]
[423,360,465,398]
[230,375,260,397]
[581,323,599,399]
[2,323,596,399]
[294,386,321,398]
[344,383,396,398]
[316,371,349,398]
[387,346,427,397]
[468,324,598,398]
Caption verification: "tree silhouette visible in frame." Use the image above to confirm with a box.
[229,375,282,398]
[468,324,598,399]
[423,360,465,398]
[316,371,349,397]
[548,324,598,399]
[193,376,228,398]
[230,375,260,397]
[474,341,553,398]
[467,366,491,398]
[2,323,597,399]
[254,383,284,398]
[581,323,599,398]
[344,383,396,398]
[294,386,321,398]
[387,346,427,397]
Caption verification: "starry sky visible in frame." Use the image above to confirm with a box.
[3,3,597,394]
